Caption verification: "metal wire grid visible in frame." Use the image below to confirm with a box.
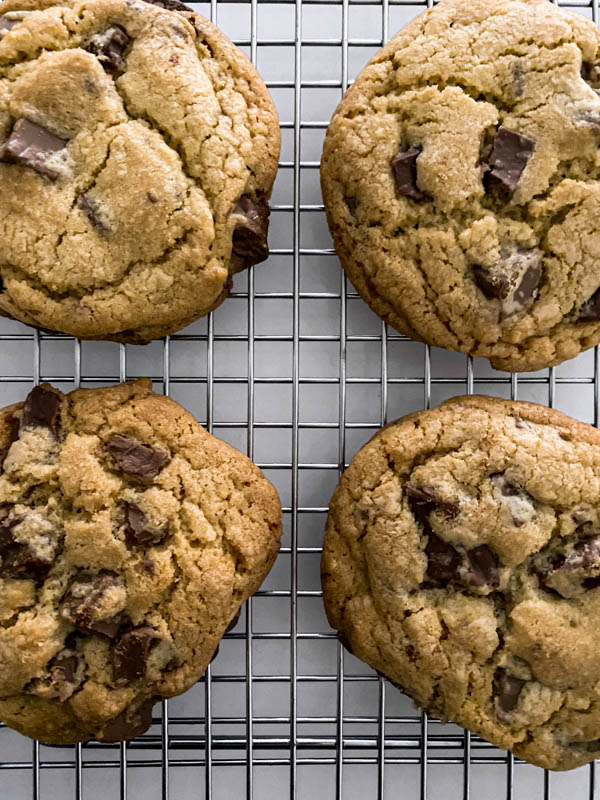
[1,0,600,797]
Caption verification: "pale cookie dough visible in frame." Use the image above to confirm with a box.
[0,0,280,342]
[321,0,600,372]
[323,395,600,770]
[0,379,282,744]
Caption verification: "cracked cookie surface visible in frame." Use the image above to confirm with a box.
[0,378,282,744]
[321,0,600,372]
[322,395,600,770]
[0,0,280,342]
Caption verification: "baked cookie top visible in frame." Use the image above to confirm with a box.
[321,0,600,372]
[323,396,600,770]
[0,379,282,744]
[0,0,280,342]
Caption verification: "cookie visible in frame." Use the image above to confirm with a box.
[321,0,600,372]
[0,0,279,343]
[322,395,600,770]
[0,379,282,744]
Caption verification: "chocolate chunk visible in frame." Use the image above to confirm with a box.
[142,0,193,11]
[582,62,600,89]
[0,16,18,32]
[60,573,126,638]
[577,288,600,322]
[20,385,61,437]
[404,484,460,526]
[113,627,158,686]
[77,194,110,234]
[496,670,526,713]
[0,119,67,181]
[491,473,535,527]
[230,195,270,272]
[561,539,600,571]
[106,435,168,483]
[484,126,535,202]
[474,247,542,318]
[391,146,427,202]
[97,698,157,743]
[85,25,131,72]
[466,545,499,587]
[568,738,600,752]
[425,534,461,583]
[0,517,54,584]
[125,504,169,547]
[0,415,20,471]
[42,648,84,702]
[225,608,241,633]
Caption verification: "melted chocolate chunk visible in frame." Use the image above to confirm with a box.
[577,288,600,322]
[231,195,270,271]
[77,194,110,233]
[404,484,460,526]
[125,504,169,547]
[496,670,526,714]
[0,517,54,583]
[466,545,499,587]
[40,648,84,702]
[484,126,535,202]
[86,25,131,72]
[562,539,600,571]
[142,0,193,11]
[1,119,67,181]
[60,573,126,638]
[474,248,542,319]
[113,627,158,685]
[391,146,427,202]
[21,385,61,437]
[97,698,157,743]
[425,534,461,583]
[106,435,168,483]
[491,473,535,527]
[0,415,20,471]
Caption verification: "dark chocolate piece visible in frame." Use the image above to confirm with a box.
[391,146,427,202]
[20,385,61,437]
[425,534,461,583]
[142,0,193,11]
[491,473,535,527]
[40,648,84,702]
[77,194,110,233]
[404,483,460,526]
[113,627,158,685]
[0,517,54,584]
[231,195,270,271]
[466,545,499,587]
[496,670,526,713]
[484,126,535,202]
[60,573,126,638]
[577,288,600,322]
[106,435,168,483]
[474,248,542,318]
[568,738,600,752]
[0,119,67,181]
[125,504,169,547]
[85,25,131,72]
[0,415,20,471]
[97,697,157,743]
[582,62,600,89]
[561,539,600,571]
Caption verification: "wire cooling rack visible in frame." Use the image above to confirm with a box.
[1,0,600,797]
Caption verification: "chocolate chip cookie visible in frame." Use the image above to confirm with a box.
[0,0,279,343]
[0,379,282,744]
[323,395,600,770]
[321,0,600,372]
